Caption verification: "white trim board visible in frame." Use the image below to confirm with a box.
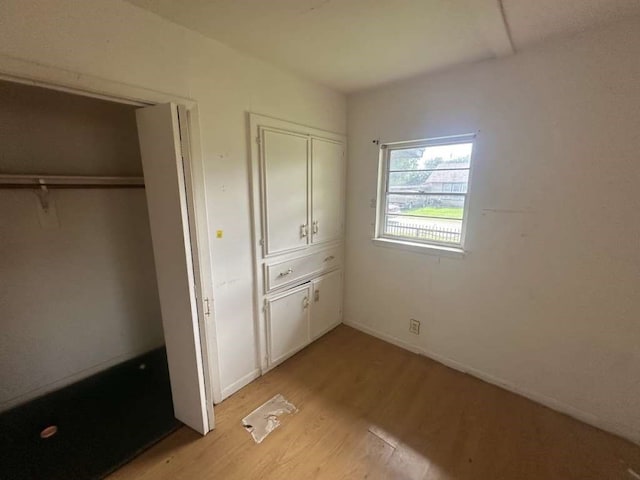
[344,320,640,446]
[0,54,195,107]
[220,369,261,402]
[219,321,343,401]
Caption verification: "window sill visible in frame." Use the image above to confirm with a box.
[372,237,466,258]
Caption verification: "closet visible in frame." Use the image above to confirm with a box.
[249,114,346,371]
[0,79,209,479]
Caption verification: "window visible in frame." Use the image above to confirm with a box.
[374,134,475,251]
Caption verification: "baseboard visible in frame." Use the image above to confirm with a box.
[219,324,344,402]
[344,320,640,445]
[1,342,165,412]
[220,368,261,402]
[312,321,343,343]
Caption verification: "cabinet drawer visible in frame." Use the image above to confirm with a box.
[265,247,342,293]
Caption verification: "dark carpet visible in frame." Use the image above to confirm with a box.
[0,347,181,480]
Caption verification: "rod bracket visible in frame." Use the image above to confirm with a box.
[35,179,50,212]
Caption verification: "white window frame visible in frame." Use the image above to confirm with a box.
[373,133,476,255]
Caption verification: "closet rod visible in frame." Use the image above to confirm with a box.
[0,174,145,189]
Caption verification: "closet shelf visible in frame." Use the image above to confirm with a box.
[0,174,145,189]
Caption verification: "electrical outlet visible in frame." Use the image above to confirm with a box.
[409,318,420,335]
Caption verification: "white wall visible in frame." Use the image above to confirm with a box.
[0,0,346,400]
[0,80,143,176]
[0,190,164,410]
[345,19,640,443]
[0,82,163,410]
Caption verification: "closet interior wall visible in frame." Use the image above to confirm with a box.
[0,80,164,410]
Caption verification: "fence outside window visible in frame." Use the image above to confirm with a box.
[385,221,461,244]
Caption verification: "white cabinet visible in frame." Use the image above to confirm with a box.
[266,269,342,367]
[259,129,344,256]
[250,114,346,374]
[311,138,345,244]
[267,283,311,365]
[261,129,309,256]
[311,270,343,340]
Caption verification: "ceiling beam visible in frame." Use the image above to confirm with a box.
[466,0,515,57]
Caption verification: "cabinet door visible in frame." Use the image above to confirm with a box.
[262,128,309,256]
[267,284,311,365]
[311,269,343,340]
[311,138,345,244]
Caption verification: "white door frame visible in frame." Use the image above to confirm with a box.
[0,54,222,430]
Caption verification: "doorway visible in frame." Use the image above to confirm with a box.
[0,79,213,478]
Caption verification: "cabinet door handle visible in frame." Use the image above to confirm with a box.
[300,224,308,238]
[302,296,309,309]
[312,220,319,234]
[324,255,335,262]
[314,289,320,302]
[277,268,293,278]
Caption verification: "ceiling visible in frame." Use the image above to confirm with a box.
[126,0,640,93]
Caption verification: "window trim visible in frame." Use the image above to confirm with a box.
[374,133,476,254]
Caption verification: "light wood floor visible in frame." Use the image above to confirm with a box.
[109,325,640,480]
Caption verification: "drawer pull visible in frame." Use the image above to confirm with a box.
[277,268,293,278]
[302,296,309,309]
[324,255,335,262]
